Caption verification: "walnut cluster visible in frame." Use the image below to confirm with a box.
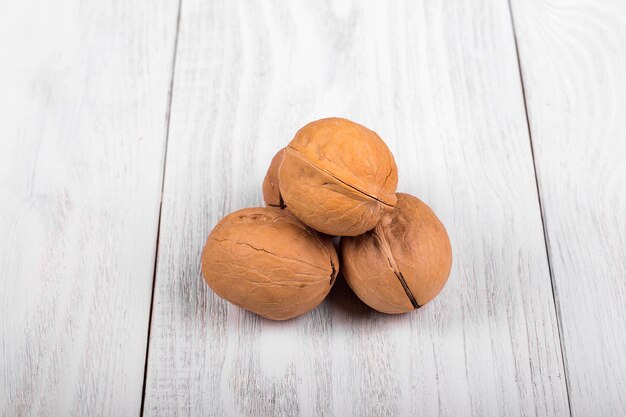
[202,117,451,320]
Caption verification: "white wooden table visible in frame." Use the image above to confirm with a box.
[1,0,625,416]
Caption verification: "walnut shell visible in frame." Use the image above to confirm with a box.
[201,207,339,320]
[278,117,398,236]
[340,193,452,314]
[262,148,286,209]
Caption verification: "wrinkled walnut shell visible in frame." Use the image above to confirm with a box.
[278,117,398,236]
[340,193,452,313]
[262,148,286,209]
[201,207,339,320]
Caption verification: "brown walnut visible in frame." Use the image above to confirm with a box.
[340,193,452,313]
[201,207,339,320]
[278,117,398,236]
[262,148,286,209]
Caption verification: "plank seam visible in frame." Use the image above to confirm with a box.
[139,0,184,414]
[506,1,573,415]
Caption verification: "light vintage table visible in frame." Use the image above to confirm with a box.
[1,0,624,416]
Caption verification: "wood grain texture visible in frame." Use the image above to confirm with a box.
[0,0,179,415]
[510,1,626,415]
[143,1,570,416]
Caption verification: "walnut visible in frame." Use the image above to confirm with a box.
[202,207,338,320]
[278,117,398,236]
[340,193,452,313]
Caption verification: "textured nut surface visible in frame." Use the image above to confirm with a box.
[202,207,339,320]
[278,117,398,236]
[340,193,452,314]
[262,148,286,209]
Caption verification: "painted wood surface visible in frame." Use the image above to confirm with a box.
[142,1,569,416]
[510,1,626,415]
[0,0,179,415]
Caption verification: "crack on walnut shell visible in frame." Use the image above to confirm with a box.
[267,193,287,210]
[329,258,337,286]
[209,237,327,272]
[374,226,420,310]
[286,146,395,209]
[392,267,421,310]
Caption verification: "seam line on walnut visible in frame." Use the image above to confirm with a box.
[286,146,395,208]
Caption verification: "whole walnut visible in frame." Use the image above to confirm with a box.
[262,148,286,209]
[201,207,339,320]
[340,193,452,313]
[278,117,398,236]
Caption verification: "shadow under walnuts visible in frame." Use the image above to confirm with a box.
[323,272,374,319]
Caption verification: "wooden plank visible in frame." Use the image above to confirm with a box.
[0,0,179,415]
[509,0,626,415]
[143,0,570,416]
